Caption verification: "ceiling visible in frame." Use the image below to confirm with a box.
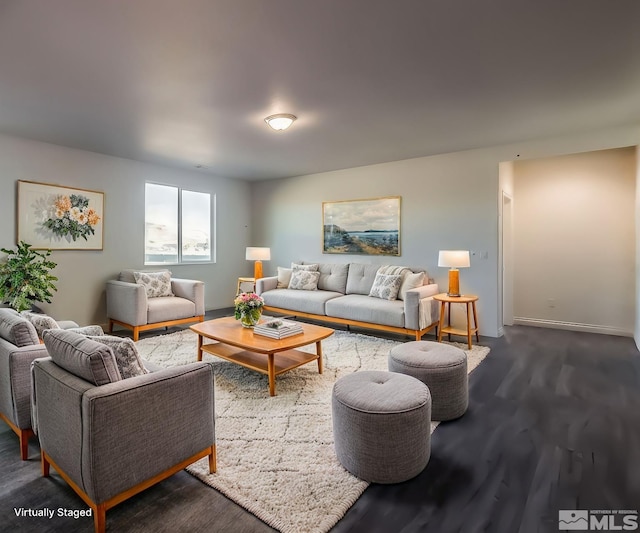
[1,0,639,181]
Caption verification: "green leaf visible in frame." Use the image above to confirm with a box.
[0,241,58,312]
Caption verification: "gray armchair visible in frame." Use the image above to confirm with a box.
[32,329,216,533]
[0,308,47,460]
[0,308,97,459]
[106,269,205,341]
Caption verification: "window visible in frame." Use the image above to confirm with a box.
[144,183,213,264]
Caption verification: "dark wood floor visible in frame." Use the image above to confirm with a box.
[1,320,639,533]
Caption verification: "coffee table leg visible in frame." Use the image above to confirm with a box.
[197,335,203,362]
[316,341,323,374]
[268,353,276,397]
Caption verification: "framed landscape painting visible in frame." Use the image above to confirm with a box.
[323,196,401,256]
[17,180,104,250]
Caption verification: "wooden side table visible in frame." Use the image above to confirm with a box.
[236,277,256,295]
[433,293,479,350]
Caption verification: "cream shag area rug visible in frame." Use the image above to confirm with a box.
[137,329,490,533]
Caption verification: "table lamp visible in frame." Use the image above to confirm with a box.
[246,247,271,279]
[438,250,470,297]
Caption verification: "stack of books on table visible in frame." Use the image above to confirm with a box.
[254,318,304,339]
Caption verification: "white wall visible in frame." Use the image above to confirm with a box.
[512,147,636,336]
[636,145,640,347]
[0,134,252,326]
[252,124,640,338]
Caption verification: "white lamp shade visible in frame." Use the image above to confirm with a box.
[438,250,470,268]
[246,247,271,261]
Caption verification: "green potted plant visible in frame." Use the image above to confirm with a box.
[0,241,58,312]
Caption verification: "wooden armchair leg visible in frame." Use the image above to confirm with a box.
[209,445,217,473]
[19,429,32,460]
[94,504,106,533]
[132,327,140,342]
[41,450,50,477]
[107,319,114,333]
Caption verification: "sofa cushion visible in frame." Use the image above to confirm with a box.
[345,264,381,295]
[369,273,403,301]
[277,267,293,289]
[88,335,147,379]
[147,297,196,324]
[42,329,121,386]
[398,271,426,301]
[262,288,343,315]
[317,263,349,294]
[20,311,61,338]
[134,271,174,298]
[0,308,39,347]
[288,269,320,290]
[326,294,405,328]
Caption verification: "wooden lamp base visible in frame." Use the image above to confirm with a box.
[447,269,460,297]
[253,260,263,280]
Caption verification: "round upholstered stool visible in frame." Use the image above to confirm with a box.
[389,341,468,421]
[331,370,431,484]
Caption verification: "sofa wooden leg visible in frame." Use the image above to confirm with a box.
[107,319,113,333]
[41,450,50,477]
[133,327,139,342]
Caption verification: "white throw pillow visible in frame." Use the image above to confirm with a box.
[277,267,293,289]
[133,271,174,298]
[291,263,319,272]
[369,273,403,301]
[288,269,320,290]
[398,271,426,300]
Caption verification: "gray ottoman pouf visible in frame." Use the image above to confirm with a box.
[331,370,431,484]
[389,341,468,421]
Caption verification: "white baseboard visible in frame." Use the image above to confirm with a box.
[513,317,633,337]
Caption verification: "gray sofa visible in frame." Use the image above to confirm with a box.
[256,262,440,340]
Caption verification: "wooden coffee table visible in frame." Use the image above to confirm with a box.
[190,317,334,396]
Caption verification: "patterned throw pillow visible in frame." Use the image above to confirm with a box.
[88,335,148,379]
[288,269,320,290]
[291,263,319,271]
[21,311,61,338]
[369,273,403,301]
[133,271,174,298]
[67,325,105,336]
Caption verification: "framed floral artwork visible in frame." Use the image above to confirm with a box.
[17,180,104,250]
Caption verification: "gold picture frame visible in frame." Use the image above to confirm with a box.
[17,180,104,250]
[322,196,401,256]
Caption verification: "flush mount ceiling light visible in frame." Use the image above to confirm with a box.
[264,113,297,131]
